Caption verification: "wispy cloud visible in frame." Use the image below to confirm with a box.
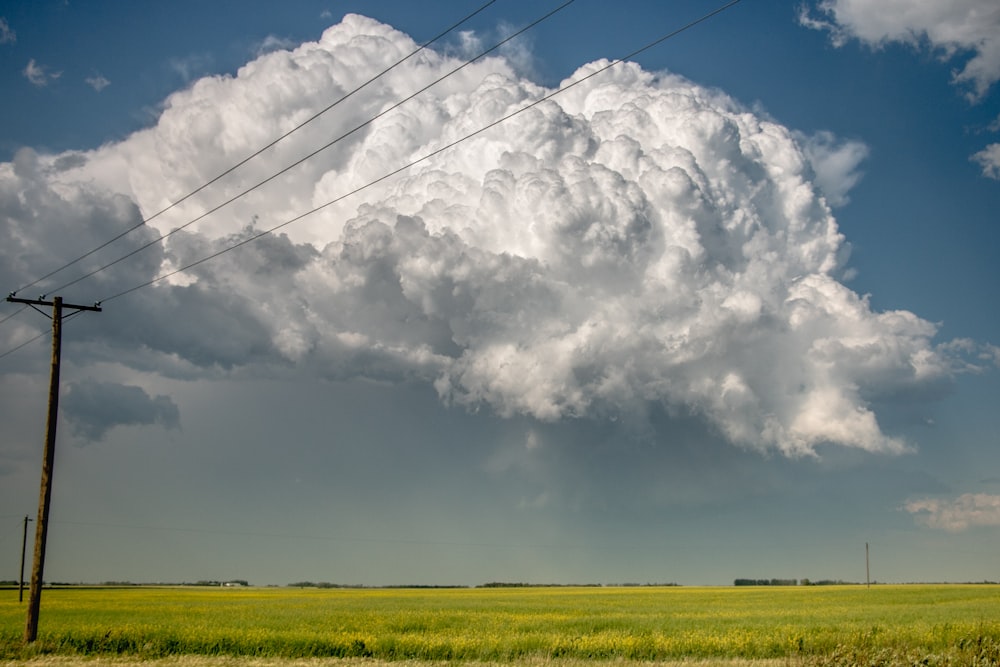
[23,58,61,86]
[972,143,1000,180]
[0,17,15,44]
[86,73,111,92]
[254,35,296,57]
[904,493,1000,531]
[797,130,869,207]
[168,53,214,83]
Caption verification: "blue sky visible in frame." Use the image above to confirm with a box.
[0,0,998,587]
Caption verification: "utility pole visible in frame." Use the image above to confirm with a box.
[866,542,870,589]
[19,515,32,603]
[6,294,101,643]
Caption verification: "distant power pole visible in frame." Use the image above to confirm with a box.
[866,542,870,589]
[6,295,101,643]
[19,515,32,603]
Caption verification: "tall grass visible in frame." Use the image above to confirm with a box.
[2,585,999,663]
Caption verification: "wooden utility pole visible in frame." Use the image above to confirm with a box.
[6,294,101,642]
[866,542,870,589]
[19,515,32,603]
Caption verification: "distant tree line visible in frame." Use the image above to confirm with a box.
[289,582,466,589]
[289,582,354,588]
[734,578,799,586]
[735,578,876,586]
[478,582,679,588]
[0,580,249,587]
[607,582,680,587]
[480,582,601,588]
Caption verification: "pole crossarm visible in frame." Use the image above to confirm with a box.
[7,295,102,313]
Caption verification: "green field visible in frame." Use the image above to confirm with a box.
[2,585,999,665]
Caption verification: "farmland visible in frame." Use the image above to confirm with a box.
[2,585,999,665]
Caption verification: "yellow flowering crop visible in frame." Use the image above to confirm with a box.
[1,584,999,662]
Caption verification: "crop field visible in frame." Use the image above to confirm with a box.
[2,585,1000,666]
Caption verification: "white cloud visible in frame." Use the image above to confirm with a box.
[168,53,214,83]
[23,58,61,86]
[797,130,869,207]
[800,0,1000,101]
[904,493,1000,531]
[1,14,989,458]
[0,17,15,44]
[255,35,297,57]
[972,142,1000,179]
[86,74,111,92]
[0,148,160,297]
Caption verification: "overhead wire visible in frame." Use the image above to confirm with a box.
[0,305,40,360]
[42,0,578,298]
[0,305,27,327]
[98,0,745,306]
[0,329,49,361]
[0,0,575,360]
[0,305,89,361]
[10,0,500,298]
[0,0,743,359]
[0,302,29,340]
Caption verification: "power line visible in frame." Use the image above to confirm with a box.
[0,0,744,357]
[98,0,745,305]
[0,306,89,361]
[0,305,27,326]
[0,304,29,340]
[0,330,49,361]
[42,0,578,298]
[0,1,579,361]
[11,0,500,297]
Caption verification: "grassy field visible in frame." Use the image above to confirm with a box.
[2,585,999,665]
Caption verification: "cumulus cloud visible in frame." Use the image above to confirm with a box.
[797,131,869,207]
[62,379,180,441]
[1,14,991,458]
[0,148,161,300]
[800,1,1000,181]
[904,493,1000,531]
[972,143,1000,179]
[800,0,1000,101]
[0,17,14,44]
[24,58,61,86]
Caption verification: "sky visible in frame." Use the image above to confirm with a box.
[0,0,998,588]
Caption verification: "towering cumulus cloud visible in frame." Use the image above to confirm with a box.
[0,14,978,454]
